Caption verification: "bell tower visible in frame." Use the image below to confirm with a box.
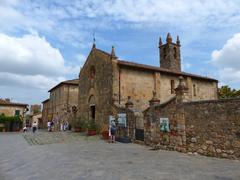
[159,33,181,72]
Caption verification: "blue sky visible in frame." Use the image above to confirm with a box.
[0,0,240,104]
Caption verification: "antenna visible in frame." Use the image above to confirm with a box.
[93,31,95,44]
[92,31,96,48]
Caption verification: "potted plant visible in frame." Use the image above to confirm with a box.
[74,118,85,132]
[87,121,97,136]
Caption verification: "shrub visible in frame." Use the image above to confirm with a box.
[87,121,97,131]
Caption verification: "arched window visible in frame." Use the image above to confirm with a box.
[163,47,166,59]
[174,47,177,59]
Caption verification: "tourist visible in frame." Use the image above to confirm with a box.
[50,121,54,131]
[23,126,27,133]
[47,121,51,132]
[63,121,68,131]
[32,121,37,133]
[110,121,116,143]
[60,123,63,131]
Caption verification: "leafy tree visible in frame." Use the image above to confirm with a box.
[218,85,240,99]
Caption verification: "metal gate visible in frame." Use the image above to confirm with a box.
[135,129,144,141]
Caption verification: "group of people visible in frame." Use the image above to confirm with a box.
[22,121,38,133]
[47,121,54,132]
[47,120,69,132]
[60,121,69,131]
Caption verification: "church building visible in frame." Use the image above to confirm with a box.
[78,33,218,129]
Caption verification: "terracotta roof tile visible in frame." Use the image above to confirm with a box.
[118,60,218,82]
[0,99,28,107]
[48,79,79,92]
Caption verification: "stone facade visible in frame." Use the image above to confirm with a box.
[144,77,240,159]
[42,79,79,129]
[78,35,218,131]
[184,99,240,159]
[78,46,113,127]
[159,33,181,72]
[42,99,50,128]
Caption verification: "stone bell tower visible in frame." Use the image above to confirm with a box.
[159,33,181,72]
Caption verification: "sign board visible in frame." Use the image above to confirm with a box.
[109,115,115,125]
[160,118,170,132]
[117,113,127,127]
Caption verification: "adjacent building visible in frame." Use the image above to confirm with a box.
[0,98,28,117]
[78,34,218,130]
[42,79,79,129]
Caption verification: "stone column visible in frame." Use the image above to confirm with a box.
[175,76,189,103]
[149,90,160,106]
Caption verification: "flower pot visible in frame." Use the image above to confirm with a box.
[88,130,97,136]
[74,127,81,132]
[102,131,109,140]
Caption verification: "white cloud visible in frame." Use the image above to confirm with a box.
[211,33,240,87]
[0,33,68,76]
[0,72,65,90]
[0,33,77,90]
[1,0,240,47]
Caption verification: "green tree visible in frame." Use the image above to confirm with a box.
[218,85,240,99]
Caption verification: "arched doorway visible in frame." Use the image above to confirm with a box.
[88,95,95,121]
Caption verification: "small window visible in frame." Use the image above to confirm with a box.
[193,84,196,96]
[171,80,175,94]
[174,47,177,59]
[90,66,95,79]
[163,47,166,59]
[15,110,20,116]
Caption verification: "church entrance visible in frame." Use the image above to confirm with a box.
[88,95,96,121]
[90,105,95,120]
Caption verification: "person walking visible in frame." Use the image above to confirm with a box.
[32,121,37,133]
[47,121,51,132]
[109,120,116,143]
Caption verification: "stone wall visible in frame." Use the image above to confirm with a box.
[184,98,240,159]
[144,97,186,152]
[144,95,240,159]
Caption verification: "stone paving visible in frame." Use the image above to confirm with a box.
[22,131,99,145]
[0,132,240,180]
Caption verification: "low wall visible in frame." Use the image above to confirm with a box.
[144,98,240,159]
[184,98,240,159]
[144,97,187,152]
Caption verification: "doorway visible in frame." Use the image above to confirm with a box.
[90,105,95,120]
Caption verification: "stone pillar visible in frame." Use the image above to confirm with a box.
[186,77,192,100]
[175,76,189,103]
[153,72,161,99]
[149,90,160,106]
[125,96,134,109]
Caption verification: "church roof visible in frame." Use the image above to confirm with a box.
[48,79,79,92]
[91,48,218,82]
[117,60,218,82]
[42,98,49,104]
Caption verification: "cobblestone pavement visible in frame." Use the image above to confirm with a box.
[0,132,240,180]
[22,131,99,145]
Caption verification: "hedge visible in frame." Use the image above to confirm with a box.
[0,115,21,123]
